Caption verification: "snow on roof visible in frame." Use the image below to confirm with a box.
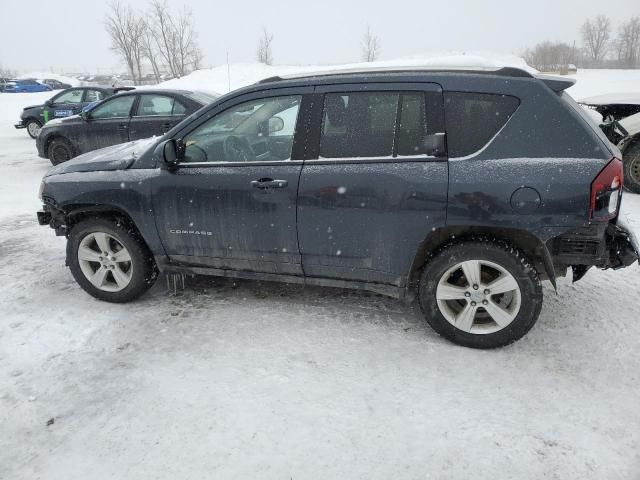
[17,72,80,87]
[580,92,640,106]
[159,52,536,94]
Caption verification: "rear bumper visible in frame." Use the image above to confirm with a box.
[608,216,639,269]
[549,219,638,272]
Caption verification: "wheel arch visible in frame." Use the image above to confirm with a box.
[44,134,74,159]
[407,225,556,291]
[62,204,154,256]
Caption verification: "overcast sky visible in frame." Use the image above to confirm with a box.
[0,0,637,73]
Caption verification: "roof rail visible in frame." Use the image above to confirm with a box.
[256,66,534,84]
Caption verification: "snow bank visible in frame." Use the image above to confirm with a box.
[17,72,80,87]
[160,52,535,94]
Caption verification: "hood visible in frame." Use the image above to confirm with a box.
[45,137,158,177]
[619,112,640,137]
[23,104,44,111]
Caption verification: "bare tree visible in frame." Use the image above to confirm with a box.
[361,25,380,62]
[581,15,611,62]
[0,65,16,78]
[256,27,274,65]
[105,1,144,84]
[141,21,161,83]
[148,0,201,78]
[523,41,576,71]
[616,17,640,67]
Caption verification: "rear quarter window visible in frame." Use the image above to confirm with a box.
[444,92,520,158]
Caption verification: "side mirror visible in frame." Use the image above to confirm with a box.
[44,99,53,107]
[268,116,285,134]
[424,133,447,158]
[79,111,89,121]
[163,138,185,171]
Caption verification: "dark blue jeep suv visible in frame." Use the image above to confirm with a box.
[36,67,639,348]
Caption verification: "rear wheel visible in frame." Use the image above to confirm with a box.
[419,240,543,348]
[25,119,42,139]
[48,137,75,165]
[67,218,158,302]
[623,141,640,194]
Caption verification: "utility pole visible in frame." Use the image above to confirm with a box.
[226,52,231,92]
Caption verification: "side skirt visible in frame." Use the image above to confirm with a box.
[156,256,405,299]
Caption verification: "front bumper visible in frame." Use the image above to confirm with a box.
[14,120,25,129]
[37,209,51,225]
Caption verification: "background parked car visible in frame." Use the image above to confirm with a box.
[14,86,135,139]
[0,77,9,92]
[40,78,73,90]
[580,93,640,193]
[37,89,217,164]
[3,78,52,93]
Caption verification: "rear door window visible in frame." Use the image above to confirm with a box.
[444,92,519,158]
[320,92,399,158]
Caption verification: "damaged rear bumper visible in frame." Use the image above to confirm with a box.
[606,216,639,269]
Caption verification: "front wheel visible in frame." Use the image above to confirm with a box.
[623,142,640,194]
[25,119,42,139]
[419,240,543,348]
[67,218,158,302]
[48,137,75,165]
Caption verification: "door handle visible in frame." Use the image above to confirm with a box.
[251,178,288,189]
[118,123,128,130]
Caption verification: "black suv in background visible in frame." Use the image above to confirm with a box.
[36,89,217,164]
[15,86,134,139]
[36,67,639,348]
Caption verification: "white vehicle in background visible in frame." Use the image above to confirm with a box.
[581,93,640,194]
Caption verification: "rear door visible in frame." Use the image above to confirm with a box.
[129,94,187,141]
[297,83,448,287]
[79,94,135,152]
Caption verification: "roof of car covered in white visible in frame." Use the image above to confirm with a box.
[580,92,640,106]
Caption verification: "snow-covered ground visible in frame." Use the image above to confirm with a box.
[1,68,640,480]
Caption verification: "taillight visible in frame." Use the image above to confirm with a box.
[590,158,623,222]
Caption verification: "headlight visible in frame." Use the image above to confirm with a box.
[38,181,45,201]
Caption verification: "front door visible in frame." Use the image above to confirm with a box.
[297,83,449,287]
[44,88,84,123]
[80,94,135,152]
[152,91,310,275]
[129,93,187,141]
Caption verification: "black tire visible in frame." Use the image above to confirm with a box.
[48,137,75,165]
[25,118,42,139]
[623,141,640,194]
[418,239,543,349]
[67,217,158,303]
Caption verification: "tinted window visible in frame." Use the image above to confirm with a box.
[136,95,187,116]
[183,95,301,163]
[320,92,398,158]
[172,100,188,115]
[90,95,135,119]
[52,89,83,104]
[397,93,428,156]
[84,90,106,103]
[444,92,519,157]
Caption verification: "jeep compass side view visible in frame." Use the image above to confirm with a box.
[36,67,639,348]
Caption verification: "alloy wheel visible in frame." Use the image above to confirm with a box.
[436,259,521,334]
[77,232,133,292]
